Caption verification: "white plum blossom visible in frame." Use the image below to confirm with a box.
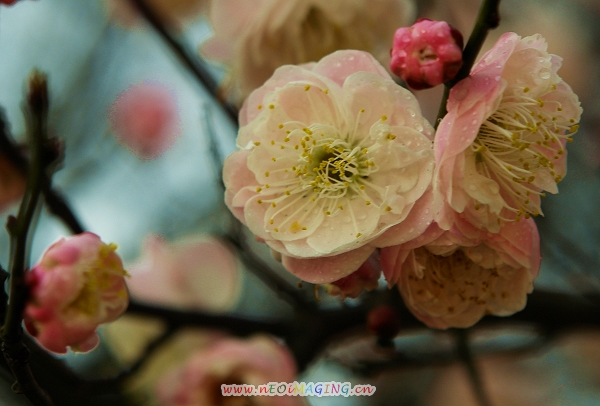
[224,50,435,283]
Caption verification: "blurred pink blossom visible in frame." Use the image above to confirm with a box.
[24,233,129,354]
[126,234,241,311]
[109,82,181,161]
[156,335,300,406]
[434,32,582,232]
[390,18,463,90]
[0,155,25,213]
[202,0,415,102]
[381,218,540,329]
[224,50,435,284]
[0,0,19,6]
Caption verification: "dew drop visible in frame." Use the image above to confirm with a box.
[471,119,478,125]
[539,69,551,80]
[408,228,414,233]
[414,123,423,132]
[407,108,416,117]
[469,184,477,191]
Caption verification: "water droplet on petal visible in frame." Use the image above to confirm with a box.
[539,69,551,80]
[414,123,423,132]
[407,108,416,117]
[469,184,477,191]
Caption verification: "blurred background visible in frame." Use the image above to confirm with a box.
[0,0,599,405]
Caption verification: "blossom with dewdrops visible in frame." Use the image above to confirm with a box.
[224,50,435,284]
[24,233,129,354]
[434,32,582,232]
[381,218,541,329]
[202,0,415,102]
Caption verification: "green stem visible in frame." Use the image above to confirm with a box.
[435,0,501,128]
[1,71,54,406]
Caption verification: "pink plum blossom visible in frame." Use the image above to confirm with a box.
[156,335,300,406]
[434,33,582,232]
[381,218,541,329]
[109,82,181,161]
[0,155,25,213]
[202,0,415,102]
[224,50,435,284]
[24,233,129,354]
[126,234,241,311]
[390,18,464,90]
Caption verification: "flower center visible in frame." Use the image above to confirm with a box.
[471,86,578,220]
[409,248,499,313]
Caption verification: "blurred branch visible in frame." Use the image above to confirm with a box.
[128,0,239,124]
[1,71,54,406]
[0,110,85,234]
[456,329,492,406]
[225,222,314,311]
[126,299,289,337]
[435,0,501,127]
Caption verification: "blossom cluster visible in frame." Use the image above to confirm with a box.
[223,29,582,329]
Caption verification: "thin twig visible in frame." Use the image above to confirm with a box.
[225,222,313,311]
[1,70,54,406]
[0,110,85,234]
[455,329,492,406]
[435,0,501,128]
[128,0,239,124]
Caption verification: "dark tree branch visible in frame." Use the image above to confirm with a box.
[0,110,85,234]
[128,0,239,124]
[456,329,492,406]
[435,0,502,127]
[1,70,54,406]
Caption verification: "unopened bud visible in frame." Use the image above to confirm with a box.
[390,18,463,90]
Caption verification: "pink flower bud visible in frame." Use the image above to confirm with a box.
[390,18,463,90]
[108,82,181,161]
[24,233,129,354]
[326,255,381,299]
[367,306,401,340]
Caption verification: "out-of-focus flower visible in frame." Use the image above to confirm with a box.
[381,218,540,329]
[104,0,206,29]
[434,33,582,232]
[156,335,300,406]
[24,233,129,354]
[0,155,25,212]
[390,18,463,90]
[326,253,381,299]
[0,0,19,6]
[224,50,435,284]
[108,82,181,161]
[126,234,242,311]
[202,0,415,102]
